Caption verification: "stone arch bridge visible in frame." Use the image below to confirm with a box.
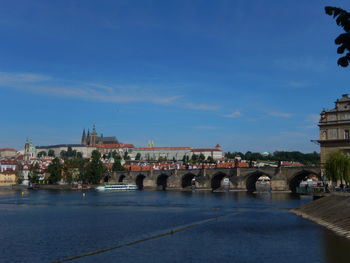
[110,166,321,193]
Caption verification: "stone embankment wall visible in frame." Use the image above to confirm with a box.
[291,194,350,239]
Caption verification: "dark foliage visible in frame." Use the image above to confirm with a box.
[325,6,350,67]
[226,151,319,165]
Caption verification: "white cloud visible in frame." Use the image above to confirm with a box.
[0,71,217,109]
[301,114,319,129]
[0,72,52,84]
[268,111,293,118]
[223,111,241,118]
[280,131,308,137]
[284,81,311,89]
[273,57,328,73]
[184,103,220,111]
[305,114,320,123]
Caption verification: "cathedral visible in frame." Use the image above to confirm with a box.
[81,125,119,147]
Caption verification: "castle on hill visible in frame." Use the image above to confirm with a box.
[81,125,119,146]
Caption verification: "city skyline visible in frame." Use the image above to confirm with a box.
[1,0,350,152]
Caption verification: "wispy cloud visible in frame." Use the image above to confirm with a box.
[223,111,241,118]
[302,114,319,129]
[284,81,311,89]
[280,131,309,137]
[268,111,293,118]
[0,71,217,110]
[273,56,329,73]
[184,103,220,111]
[0,72,52,83]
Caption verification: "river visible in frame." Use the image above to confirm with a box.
[0,189,349,263]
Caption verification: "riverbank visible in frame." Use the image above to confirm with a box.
[291,194,350,239]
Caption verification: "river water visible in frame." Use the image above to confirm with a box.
[0,189,349,263]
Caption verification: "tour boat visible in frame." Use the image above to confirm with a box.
[96,183,138,191]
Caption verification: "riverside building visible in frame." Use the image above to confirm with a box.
[318,94,350,164]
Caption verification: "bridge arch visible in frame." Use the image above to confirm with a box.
[289,170,321,193]
[211,172,228,191]
[181,173,196,188]
[118,174,126,182]
[157,174,169,190]
[245,171,272,193]
[136,174,146,190]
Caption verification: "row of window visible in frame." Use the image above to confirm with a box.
[327,113,350,121]
[322,129,350,140]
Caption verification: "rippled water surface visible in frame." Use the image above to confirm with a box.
[0,189,349,263]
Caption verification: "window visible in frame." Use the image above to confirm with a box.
[328,114,337,121]
[329,129,338,139]
[345,129,349,139]
[340,113,350,120]
[322,130,327,140]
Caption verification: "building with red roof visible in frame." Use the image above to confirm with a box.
[0,148,17,158]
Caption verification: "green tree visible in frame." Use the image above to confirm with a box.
[60,150,67,159]
[191,154,198,162]
[47,158,62,184]
[135,153,141,160]
[325,6,350,67]
[86,150,105,184]
[37,151,46,158]
[199,153,206,162]
[324,151,350,185]
[29,163,40,183]
[112,158,125,171]
[207,156,215,163]
[77,158,89,184]
[48,149,55,157]
[123,151,130,160]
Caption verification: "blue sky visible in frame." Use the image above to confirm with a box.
[1,0,350,153]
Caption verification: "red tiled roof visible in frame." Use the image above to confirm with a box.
[0,160,17,165]
[135,147,192,150]
[96,143,134,149]
[0,148,17,152]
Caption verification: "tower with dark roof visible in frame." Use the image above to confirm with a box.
[90,125,97,146]
[81,129,87,145]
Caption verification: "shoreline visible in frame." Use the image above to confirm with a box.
[3,184,292,193]
[291,194,350,240]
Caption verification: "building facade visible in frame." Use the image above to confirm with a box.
[131,144,224,161]
[318,94,350,164]
[191,144,223,160]
[0,148,17,158]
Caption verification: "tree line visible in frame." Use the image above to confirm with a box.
[29,150,128,185]
[225,151,320,165]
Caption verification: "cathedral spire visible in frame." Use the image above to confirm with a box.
[81,129,87,145]
[92,124,97,135]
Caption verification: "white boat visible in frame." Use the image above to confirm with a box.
[96,183,138,191]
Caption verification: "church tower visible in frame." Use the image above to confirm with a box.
[24,139,35,161]
[90,125,97,146]
[81,129,87,145]
[86,129,90,146]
